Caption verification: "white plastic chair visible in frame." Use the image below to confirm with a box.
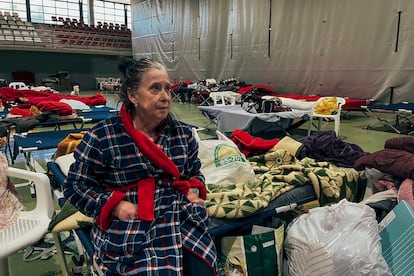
[8,81,27,90]
[307,97,346,136]
[199,92,237,130]
[209,92,236,106]
[95,77,106,90]
[0,167,54,276]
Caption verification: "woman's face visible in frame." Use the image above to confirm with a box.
[129,68,172,123]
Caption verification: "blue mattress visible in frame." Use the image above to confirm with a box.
[78,106,117,123]
[9,106,116,162]
[13,128,85,162]
[368,102,414,112]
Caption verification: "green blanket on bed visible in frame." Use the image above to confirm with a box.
[205,148,366,218]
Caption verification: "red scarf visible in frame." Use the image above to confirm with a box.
[119,105,191,221]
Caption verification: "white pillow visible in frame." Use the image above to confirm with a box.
[55,153,75,176]
[279,97,316,110]
[60,99,91,111]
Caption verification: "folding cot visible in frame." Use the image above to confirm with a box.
[13,128,85,170]
[198,94,372,137]
[77,105,117,123]
[194,89,373,114]
[9,106,117,168]
[274,93,374,114]
[193,84,276,106]
[193,90,212,105]
[4,116,85,165]
[363,102,414,134]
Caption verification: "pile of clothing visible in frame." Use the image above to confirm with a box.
[354,136,414,211]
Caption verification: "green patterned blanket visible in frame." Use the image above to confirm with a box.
[205,149,366,218]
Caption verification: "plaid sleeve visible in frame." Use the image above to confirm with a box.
[63,129,115,218]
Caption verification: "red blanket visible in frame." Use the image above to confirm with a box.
[0,87,106,108]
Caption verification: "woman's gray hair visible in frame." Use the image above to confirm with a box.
[118,57,166,111]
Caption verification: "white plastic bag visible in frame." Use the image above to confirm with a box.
[284,199,392,276]
[193,129,256,185]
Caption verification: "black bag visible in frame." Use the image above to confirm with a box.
[240,91,265,113]
[240,89,286,113]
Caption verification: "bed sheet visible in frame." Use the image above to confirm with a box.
[198,105,310,136]
[275,94,373,111]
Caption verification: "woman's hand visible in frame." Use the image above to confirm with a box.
[112,200,138,220]
[186,189,205,206]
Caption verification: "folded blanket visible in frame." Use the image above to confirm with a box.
[54,132,86,159]
[354,148,414,180]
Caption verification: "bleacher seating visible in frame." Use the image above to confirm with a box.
[0,11,43,46]
[49,16,132,50]
[0,12,132,54]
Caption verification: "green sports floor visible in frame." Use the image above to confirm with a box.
[5,91,409,275]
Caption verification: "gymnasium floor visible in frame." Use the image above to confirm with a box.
[5,91,408,275]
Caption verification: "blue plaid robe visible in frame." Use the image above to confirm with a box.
[63,115,217,275]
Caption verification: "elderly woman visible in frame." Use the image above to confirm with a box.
[63,57,217,275]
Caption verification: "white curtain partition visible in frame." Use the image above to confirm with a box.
[131,0,414,103]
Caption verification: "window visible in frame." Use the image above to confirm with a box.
[0,0,27,21]
[94,0,130,28]
[0,0,129,28]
